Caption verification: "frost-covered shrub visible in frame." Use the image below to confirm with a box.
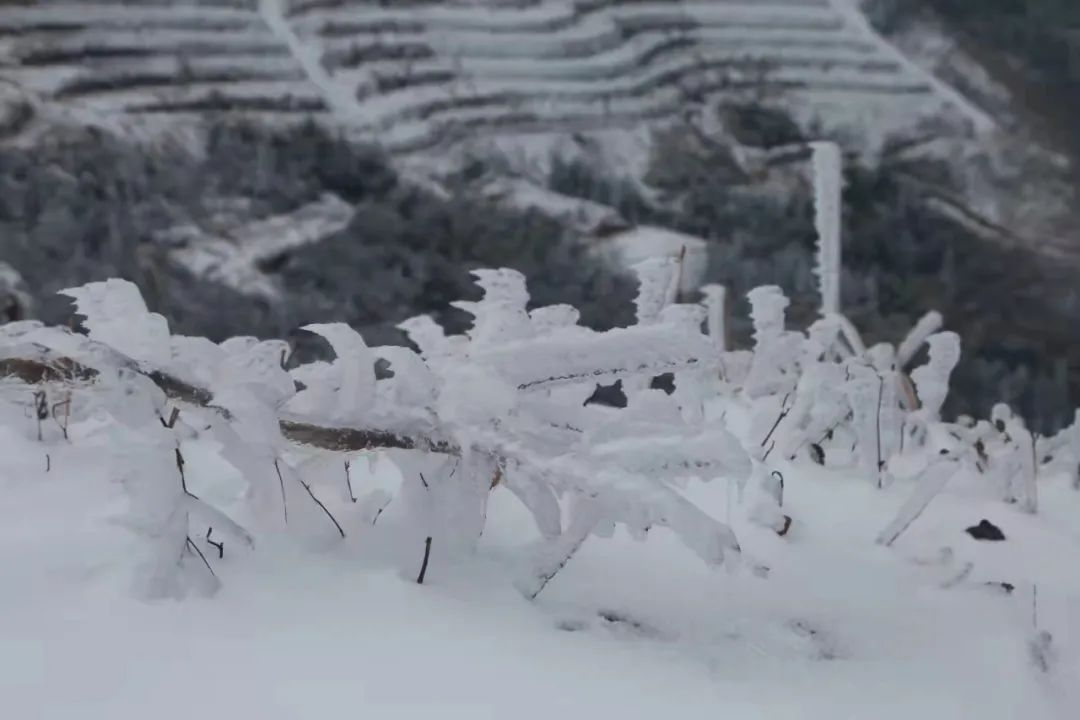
[0,263,755,599]
[1,252,1076,602]
[629,119,1077,431]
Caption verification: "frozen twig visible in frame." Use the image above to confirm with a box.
[274,459,289,524]
[344,459,356,502]
[185,536,216,579]
[416,536,432,584]
[206,527,224,560]
[298,478,346,538]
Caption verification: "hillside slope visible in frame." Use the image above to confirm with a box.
[0,0,977,151]
[0,0,1077,427]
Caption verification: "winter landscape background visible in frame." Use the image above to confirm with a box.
[1,1,1079,718]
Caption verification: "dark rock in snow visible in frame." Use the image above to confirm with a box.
[584,379,626,408]
[965,519,1006,542]
[984,582,1015,594]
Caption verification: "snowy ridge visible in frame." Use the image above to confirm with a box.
[0,0,973,151]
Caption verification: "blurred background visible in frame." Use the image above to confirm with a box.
[0,0,1077,429]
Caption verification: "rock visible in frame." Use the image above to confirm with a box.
[965,519,1006,541]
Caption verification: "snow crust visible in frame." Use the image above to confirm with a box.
[3,415,1079,719]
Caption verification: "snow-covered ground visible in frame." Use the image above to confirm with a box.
[3,404,1078,719]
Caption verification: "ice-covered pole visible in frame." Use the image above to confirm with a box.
[811,141,842,317]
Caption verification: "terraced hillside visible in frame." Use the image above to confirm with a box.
[0,0,983,152]
[1,0,1076,428]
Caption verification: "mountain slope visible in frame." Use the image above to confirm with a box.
[0,0,1077,428]
[0,0,978,151]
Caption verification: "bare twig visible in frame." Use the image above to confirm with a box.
[185,536,216,578]
[416,536,432,584]
[32,390,47,441]
[298,478,346,538]
[159,407,180,429]
[344,459,356,502]
[174,447,187,494]
[273,459,289,524]
[206,527,224,559]
[760,393,792,449]
[50,393,71,441]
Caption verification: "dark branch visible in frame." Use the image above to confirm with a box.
[175,447,188,494]
[344,459,356,502]
[273,459,289,524]
[280,420,455,454]
[0,355,98,385]
[0,355,460,456]
[185,536,216,578]
[206,527,224,559]
[298,478,346,538]
[760,393,792,449]
[149,370,213,406]
[416,536,432,584]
